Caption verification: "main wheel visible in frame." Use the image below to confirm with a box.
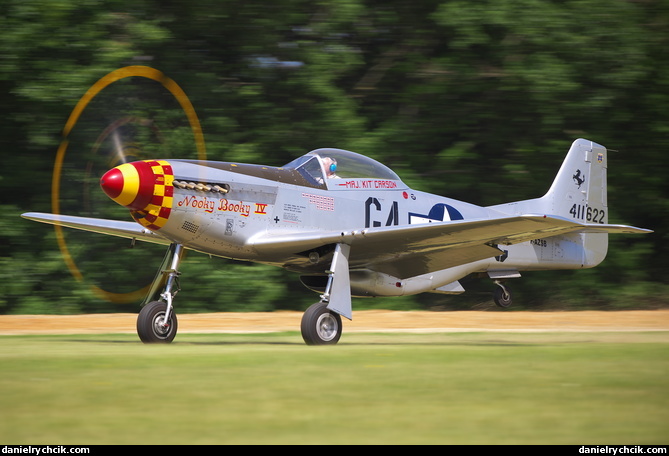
[301,301,343,345]
[493,284,513,308]
[137,300,178,343]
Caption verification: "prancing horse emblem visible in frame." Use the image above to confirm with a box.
[573,169,585,188]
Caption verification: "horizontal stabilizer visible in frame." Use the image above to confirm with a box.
[575,224,652,235]
[21,212,171,246]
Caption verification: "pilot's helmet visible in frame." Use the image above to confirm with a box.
[323,156,337,175]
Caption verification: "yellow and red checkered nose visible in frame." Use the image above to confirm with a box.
[100,160,174,231]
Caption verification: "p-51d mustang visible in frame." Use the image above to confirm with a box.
[22,138,651,344]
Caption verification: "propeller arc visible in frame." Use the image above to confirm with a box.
[52,65,206,303]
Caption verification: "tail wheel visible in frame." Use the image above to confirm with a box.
[493,284,513,308]
[137,300,178,343]
[301,301,343,345]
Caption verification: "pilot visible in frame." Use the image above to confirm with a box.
[322,157,338,178]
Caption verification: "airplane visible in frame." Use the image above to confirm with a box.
[22,138,652,345]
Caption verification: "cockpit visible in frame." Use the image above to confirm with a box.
[283,148,403,189]
[174,148,404,192]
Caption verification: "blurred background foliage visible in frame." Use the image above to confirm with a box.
[1,0,667,314]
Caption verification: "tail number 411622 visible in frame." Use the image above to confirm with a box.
[570,204,605,224]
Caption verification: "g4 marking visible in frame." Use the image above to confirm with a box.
[364,197,399,228]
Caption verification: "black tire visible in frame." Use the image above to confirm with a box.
[493,285,513,308]
[137,301,178,343]
[301,301,343,345]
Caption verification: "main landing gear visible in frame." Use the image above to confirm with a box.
[301,301,342,345]
[300,243,351,345]
[136,242,352,345]
[137,243,184,343]
[137,300,178,343]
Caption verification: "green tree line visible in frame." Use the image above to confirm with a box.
[1,0,666,314]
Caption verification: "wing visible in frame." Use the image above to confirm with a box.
[21,212,172,246]
[250,214,652,279]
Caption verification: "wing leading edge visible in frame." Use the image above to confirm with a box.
[21,212,172,246]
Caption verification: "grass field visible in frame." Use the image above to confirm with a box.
[0,331,667,444]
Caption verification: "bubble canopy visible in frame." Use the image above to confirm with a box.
[283,148,402,182]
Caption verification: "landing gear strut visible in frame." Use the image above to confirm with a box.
[137,243,184,343]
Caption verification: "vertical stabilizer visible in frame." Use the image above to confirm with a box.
[488,139,611,267]
[543,138,608,224]
[542,138,609,266]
